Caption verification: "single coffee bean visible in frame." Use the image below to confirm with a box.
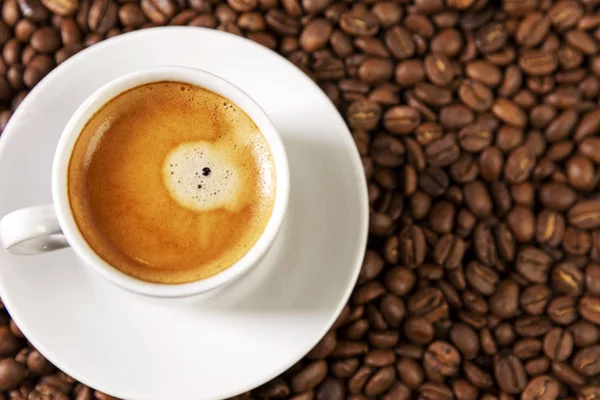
[332,341,368,358]
[430,28,462,57]
[331,358,358,379]
[370,133,404,168]
[380,293,405,328]
[492,98,527,128]
[358,57,393,84]
[398,225,426,269]
[449,323,479,360]
[385,26,414,60]
[506,205,535,243]
[0,358,26,391]
[364,365,394,396]
[493,352,527,394]
[465,261,498,296]
[547,296,578,325]
[419,167,449,197]
[339,7,378,37]
[384,266,415,297]
[458,80,493,112]
[520,285,551,317]
[551,261,584,297]
[569,320,600,348]
[440,104,474,130]
[352,281,385,305]
[404,316,434,346]
[489,280,519,319]
[395,357,423,389]
[434,233,466,269]
[463,361,493,389]
[475,22,506,53]
[516,13,551,48]
[515,315,553,338]
[408,287,448,322]
[524,356,551,377]
[579,296,600,325]
[543,328,573,362]
[572,345,600,377]
[88,0,118,33]
[587,263,600,296]
[395,60,424,87]
[346,99,381,131]
[519,50,558,76]
[536,210,566,247]
[513,338,543,360]
[424,341,461,377]
[426,134,459,168]
[452,378,478,400]
[298,18,331,52]
[424,53,454,86]
[522,375,559,400]
[368,331,398,350]
[347,365,372,394]
[383,106,420,135]
[414,82,452,107]
[568,199,600,230]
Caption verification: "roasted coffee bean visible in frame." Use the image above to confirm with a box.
[398,225,426,269]
[426,134,459,167]
[587,263,600,296]
[516,316,553,337]
[543,328,573,362]
[424,53,453,87]
[346,99,381,131]
[522,375,559,400]
[537,210,566,247]
[569,320,599,348]
[88,0,118,33]
[572,345,600,377]
[547,296,578,325]
[579,296,600,325]
[419,167,449,197]
[408,287,448,322]
[449,323,479,360]
[493,353,527,394]
[493,99,527,128]
[516,246,553,284]
[383,106,420,135]
[0,325,22,357]
[465,260,498,295]
[551,261,584,297]
[568,199,600,230]
[520,285,552,316]
[434,233,465,269]
[489,280,519,319]
[424,341,461,378]
[371,133,404,168]
[404,316,435,345]
[385,26,414,60]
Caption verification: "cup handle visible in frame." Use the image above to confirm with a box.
[0,205,69,254]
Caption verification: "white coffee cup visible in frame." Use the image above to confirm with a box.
[0,66,290,298]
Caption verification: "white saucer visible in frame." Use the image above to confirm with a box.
[0,28,368,400]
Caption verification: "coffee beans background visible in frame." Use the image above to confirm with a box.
[0,0,599,399]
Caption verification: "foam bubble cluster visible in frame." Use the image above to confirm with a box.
[163,141,242,212]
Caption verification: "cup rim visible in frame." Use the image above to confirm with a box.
[52,66,290,297]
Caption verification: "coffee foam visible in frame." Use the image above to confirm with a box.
[163,141,243,212]
[68,81,276,284]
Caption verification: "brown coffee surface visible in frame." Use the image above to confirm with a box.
[68,81,276,284]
